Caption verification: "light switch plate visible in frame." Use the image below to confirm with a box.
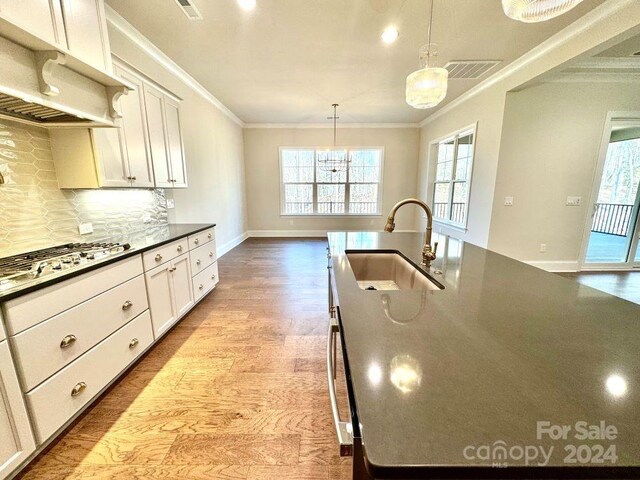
[78,223,93,235]
[566,196,582,206]
[166,198,175,209]
[504,196,514,206]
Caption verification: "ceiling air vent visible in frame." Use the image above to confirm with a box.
[444,60,502,79]
[175,0,203,20]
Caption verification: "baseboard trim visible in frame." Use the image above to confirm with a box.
[218,231,249,257]
[525,260,580,273]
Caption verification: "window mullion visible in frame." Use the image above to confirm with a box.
[448,135,460,221]
[345,149,350,214]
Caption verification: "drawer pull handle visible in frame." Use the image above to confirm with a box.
[71,382,87,397]
[196,259,201,266]
[198,284,204,290]
[60,334,77,349]
[129,338,139,349]
[177,245,183,252]
[122,300,133,311]
[155,253,163,262]
[194,239,199,245]
[208,233,212,239]
[211,275,216,280]
[169,267,177,272]
[209,252,214,258]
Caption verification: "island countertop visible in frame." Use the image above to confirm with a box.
[327,231,640,479]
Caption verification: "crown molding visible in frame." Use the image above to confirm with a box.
[104,5,245,128]
[418,0,640,128]
[244,122,420,129]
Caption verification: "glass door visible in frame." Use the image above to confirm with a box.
[583,121,640,268]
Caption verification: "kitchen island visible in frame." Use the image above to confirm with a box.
[327,231,640,479]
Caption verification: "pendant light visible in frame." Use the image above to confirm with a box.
[405,0,448,109]
[318,104,349,174]
[502,0,584,23]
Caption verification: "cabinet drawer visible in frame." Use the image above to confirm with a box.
[3,255,143,335]
[26,311,153,444]
[142,238,187,271]
[188,228,215,250]
[189,241,217,276]
[193,261,219,302]
[12,275,149,392]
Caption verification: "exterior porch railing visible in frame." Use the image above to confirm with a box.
[591,203,634,237]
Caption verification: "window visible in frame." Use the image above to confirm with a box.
[432,127,475,227]
[280,148,383,215]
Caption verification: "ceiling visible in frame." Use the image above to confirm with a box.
[106,0,606,124]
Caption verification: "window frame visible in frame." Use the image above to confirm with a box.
[429,124,477,230]
[279,146,385,217]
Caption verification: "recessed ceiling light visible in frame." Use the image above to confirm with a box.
[237,0,256,11]
[381,27,399,45]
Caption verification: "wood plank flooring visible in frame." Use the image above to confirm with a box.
[20,238,352,480]
[559,271,640,304]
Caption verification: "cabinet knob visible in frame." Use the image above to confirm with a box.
[60,334,77,349]
[198,284,204,290]
[177,245,183,252]
[169,266,177,272]
[129,338,139,349]
[196,259,201,265]
[194,239,199,245]
[209,252,214,258]
[122,300,133,311]
[211,275,216,280]
[131,176,137,181]
[155,254,163,262]
[208,233,212,239]
[71,382,87,397]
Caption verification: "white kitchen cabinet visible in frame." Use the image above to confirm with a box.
[143,83,187,189]
[59,0,111,72]
[0,340,36,478]
[0,0,66,47]
[145,252,193,337]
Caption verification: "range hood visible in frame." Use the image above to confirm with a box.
[0,25,131,128]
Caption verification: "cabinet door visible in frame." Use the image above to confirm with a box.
[163,97,188,188]
[144,84,172,188]
[0,341,36,478]
[115,66,154,188]
[59,0,110,71]
[92,127,131,187]
[0,0,66,46]
[145,264,176,338]
[171,253,194,318]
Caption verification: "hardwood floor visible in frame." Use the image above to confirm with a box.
[20,238,352,480]
[559,271,640,304]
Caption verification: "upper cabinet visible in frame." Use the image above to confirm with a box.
[0,0,66,47]
[51,59,187,189]
[59,0,111,71]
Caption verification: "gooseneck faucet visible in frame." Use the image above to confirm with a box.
[384,198,438,268]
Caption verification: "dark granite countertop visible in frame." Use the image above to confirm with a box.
[327,231,640,479]
[0,223,215,302]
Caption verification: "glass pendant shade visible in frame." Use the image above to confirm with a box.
[502,0,584,22]
[405,67,449,109]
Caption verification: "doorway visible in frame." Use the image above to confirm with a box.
[582,116,640,270]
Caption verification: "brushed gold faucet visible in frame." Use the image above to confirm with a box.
[384,198,438,268]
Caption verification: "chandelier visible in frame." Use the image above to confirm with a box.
[502,0,584,22]
[317,104,350,174]
[405,0,448,109]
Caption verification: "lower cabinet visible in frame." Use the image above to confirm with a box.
[0,340,36,478]
[25,311,153,443]
[145,252,194,338]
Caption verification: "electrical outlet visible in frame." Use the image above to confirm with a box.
[166,198,175,209]
[566,196,582,206]
[504,196,514,206]
[78,223,93,235]
[540,243,547,253]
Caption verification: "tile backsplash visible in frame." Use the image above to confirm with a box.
[0,119,168,257]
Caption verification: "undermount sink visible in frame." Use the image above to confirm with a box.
[346,251,443,291]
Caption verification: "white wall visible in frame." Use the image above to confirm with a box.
[488,81,640,267]
[415,0,640,251]
[107,22,248,255]
[243,128,420,234]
